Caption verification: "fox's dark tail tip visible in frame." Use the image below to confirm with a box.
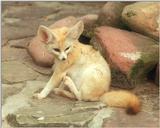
[126,100,141,115]
[126,107,139,115]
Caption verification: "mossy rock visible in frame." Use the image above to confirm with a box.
[91,26,159,88]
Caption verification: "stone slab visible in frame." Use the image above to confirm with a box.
[2,46,30,62]
[2,83,25,105]
[23,58,53,75]
[8,37,33,49]
[3,81,107,127]
[2,61,39,84]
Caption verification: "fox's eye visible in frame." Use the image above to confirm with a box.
[53,48,60,52]
[65,46,70,51]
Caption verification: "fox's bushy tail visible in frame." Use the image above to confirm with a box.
[100,90,141,114]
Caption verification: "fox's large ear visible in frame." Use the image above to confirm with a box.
[67,21,84,40]
[37,25,53,44]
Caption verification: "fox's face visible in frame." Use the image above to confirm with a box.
[38,21,84,61]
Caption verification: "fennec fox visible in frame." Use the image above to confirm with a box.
[34,21,140,114]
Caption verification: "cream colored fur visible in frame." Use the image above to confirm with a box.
[34,21,140,114]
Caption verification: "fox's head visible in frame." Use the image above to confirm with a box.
[38,21,84,61]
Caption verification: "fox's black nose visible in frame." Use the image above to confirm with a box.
[62,58,66,61]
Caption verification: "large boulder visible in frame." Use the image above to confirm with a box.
[78,14,98,38]
[92,26,158,88]
[28,36,54,67]
[28,15,99,67]
[97,2,131,29]
[122,2,159,41]
[28,16,77,67]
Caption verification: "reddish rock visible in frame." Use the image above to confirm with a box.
[122,2,159,40]
[28,36,54,67]
[93,26,158,86]
[27,16,77,67]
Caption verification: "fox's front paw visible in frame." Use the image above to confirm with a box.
[33,93,45,100]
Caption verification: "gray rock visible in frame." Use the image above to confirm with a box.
[103,108,159,127]
[4,5,60,19]
[4,80,107,127]
[8,37,32,49]
[36,74,50,82]
[2,61,39,84]
[3,24,35,40]
[2,83,25,105]
[23,58,53,75]
[2,81,46,119]
[3,18,54,40]
[72,101,106,112]
[78,14,98,38]
[3,17,21,25]
[8,110,95,127]
[122,2,159,40]
[88,108,113,128]
[2,46,30,62]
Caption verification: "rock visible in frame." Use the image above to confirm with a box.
[7,110,95,127]
[103,108,159,127]
[28,36,55,67]
[4,5,60,19]
[97,2,129,29]
[2,81,46,119]
[71,101,106,112]
[134,82,159,113]
[88,108,113,128]
[78,14,98,38]
[2,83,25,105]
[155,65,159,86]
[23,58,53,75]
[4,81,106,127]
[2,24,35,40]
[49,16,78,28]
[122,2,159,40]
[8,37,32,49]
[93,26,159,87]
[2,61,39,84]
[28,16,77,67]
[50,15,98,39]
[2,46,30,62]
[36,74,50,82]
[3,18,55,40]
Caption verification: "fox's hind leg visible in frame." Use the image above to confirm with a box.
[54,88,76,99]
[64,76,81,101]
